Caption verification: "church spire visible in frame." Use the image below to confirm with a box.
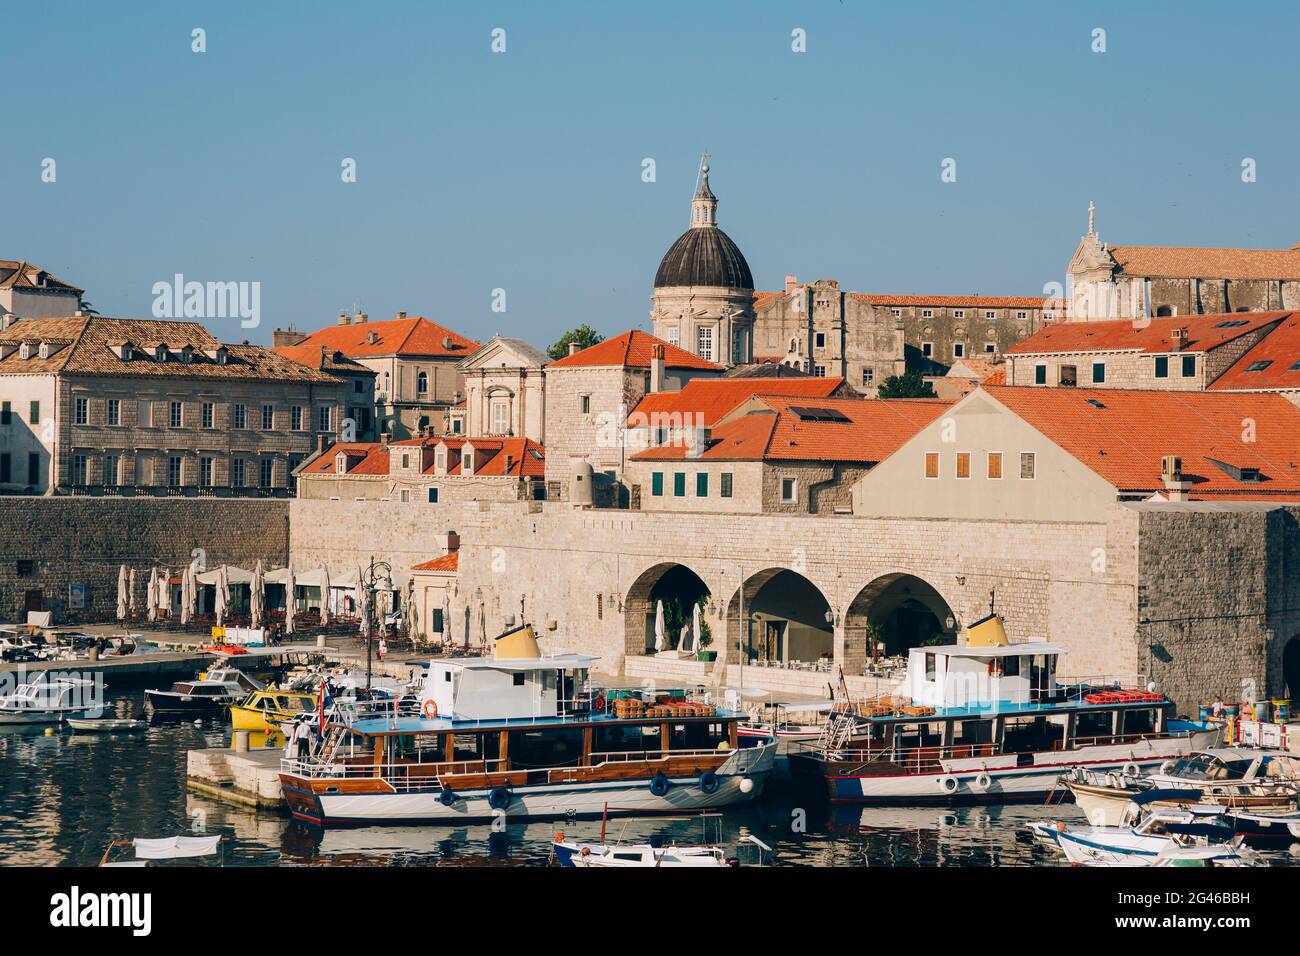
[691,151,717,228]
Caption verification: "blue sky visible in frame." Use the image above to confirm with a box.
[5,1,1299,348]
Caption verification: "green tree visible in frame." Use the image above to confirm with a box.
[548,324,604,361]
[876,371,936,399]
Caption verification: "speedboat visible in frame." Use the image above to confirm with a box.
[0,676,100,725]
[551,838,730,867]
[145,668,264,715]
[1041,801,1258,867]
[279,624,777,826]
[787,617,1221,803]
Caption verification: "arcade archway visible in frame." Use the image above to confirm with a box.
[725,568,833,665]
[1284,637,1300,699]
[846,573,957,661]
[624,562,711,656]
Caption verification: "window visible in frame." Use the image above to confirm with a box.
[1154,356,1169,378]
[262,404,274,430]
[956,452,971,479]
[1058,365,1077,387]
[921,342,933,358]
[813,364,826,377]
[891,308,901,318]
[490,400,510,434]
[317,405,332,431]
[416,371,428,395]
[1016,311,1028,320]
[28,401,39,424]
[1092,362,1105,384]
[233,403,247,429]
[28,453,39,485]
[580,395,591,415]
[16,559,34,577]
[401,452,411,470]
[651,472,664,497]
[862,368,874,387]
[167,456,182,487]
[169,401,183,428]
[1182,355,1196,377]
[1155,306,1174,317]
[0,402,9,425]
[291,406,303,431]
[673,472,685,497]
[1034,364,1046,385]
[780,477,797,502]
[0,454,9,483]
[720,472,733,498]
[924,452,939,479]
[814,332,826,349]
[987,452,1002,479]
[75,398,88,425]
[665,327,679,347]
[984,342,997,354]
[232,459,246,486]
[104,454,119,485]
[428,487,438,503]
[696,472,708,497]
[199,457,213,487]
[106,399,121,426]
[1245,360,1272,373]
[259,459,274,488]
[400,489,410,503]
[953,342,965,358]
[697,327,714,362]
[953,310,965,319]
[922,309,934,318]
[72,455,88,485]
[985,311,997,320]
[202,402,214,428]
[1020,452,1036,479]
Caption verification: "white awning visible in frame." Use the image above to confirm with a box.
[132,835,221,860]
[196,567,253,586]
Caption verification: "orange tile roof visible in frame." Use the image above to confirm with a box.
[982,367,1007,385]
[853,294,1056,309]
[309,437,544,478]
[299,443,389,475]
[985,386,1300,499]
[631,395,951,464]
[752,291,787,310]
[0,260,82,293]
[273,343,375,375]
[548,330,721,371]
[1005,311,1289,356]
[1108,245,1300,280]
[293,316,478,358]
[412,553,459,572]
[626,376,845,428]
[1209,313,1300,392]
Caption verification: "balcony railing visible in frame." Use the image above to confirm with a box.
[64,484,294,499]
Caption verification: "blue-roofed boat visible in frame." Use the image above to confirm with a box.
[278,624,776,827]
[786,615,1221,803]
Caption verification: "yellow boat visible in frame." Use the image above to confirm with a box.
[229,689,316,746]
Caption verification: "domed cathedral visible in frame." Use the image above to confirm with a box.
[650,158,756,367]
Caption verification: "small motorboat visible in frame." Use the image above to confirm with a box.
[99,834,224,867]
[0,676,100,725]
[552,838,731,867]
[1047,805,1257,867]
[66,717,148,733]
[145,668,264,715]
[1220,807,1300,845]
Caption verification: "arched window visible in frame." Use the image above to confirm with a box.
[417,371,428,394]
[1154,306,1174,317]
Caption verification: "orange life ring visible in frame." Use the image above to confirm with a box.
[422,699,439,718]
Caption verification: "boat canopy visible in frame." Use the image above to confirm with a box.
[132,835,222,859]
[1162,823,1235,842]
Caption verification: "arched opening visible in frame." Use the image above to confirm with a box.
[846,573,957,665]
[1284,637,1300,699]
[623,563,711,657]
[1154,305,1174,317]
[725,568,832,666]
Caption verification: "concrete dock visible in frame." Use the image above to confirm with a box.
[187,746,288,811]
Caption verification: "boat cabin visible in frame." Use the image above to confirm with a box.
[419,653,598,722]
[901,641,1063,710]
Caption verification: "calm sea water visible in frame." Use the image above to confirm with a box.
[2,691,1297,868]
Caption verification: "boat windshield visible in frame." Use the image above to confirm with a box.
[1165,754,1253,781]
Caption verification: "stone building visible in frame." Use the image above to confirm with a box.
[0,260,83,324]
[542,331,721,505]
[627,394,949,515]
[1067,203,1300,321]
[0,316,349,495]
[272,343,379,440]
[458,336,549,442]
[1003,310,1297,396]
[274,311,479,440]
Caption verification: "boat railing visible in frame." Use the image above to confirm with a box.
[281,754,511,780]
[1054,675,1151,702]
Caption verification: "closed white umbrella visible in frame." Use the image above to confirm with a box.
[405,576,418,643]
[128,568,138,618]
[654,600,665,652]
[158,568,170,618]
[214,565,229,627]
[146,568,158,623]
[116,565,128,622]
[681,623,693,655]
[692,601,702,654]
[180,561,197,626]
[479,601,487,647]
[357,568,370,640]
[250,559,264,630]
[319,566,331,626]
[284,565,296,637]
[441,591,451,641]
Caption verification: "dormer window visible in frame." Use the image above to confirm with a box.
[123,344,133,361]
[463,451,474,474]
[154,345,168,362]
[38,342,50,359]
[180,346,194,363]
[18,343,30,360]
[335,453,347,474]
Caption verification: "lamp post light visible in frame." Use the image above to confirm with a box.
[362,555,392,690]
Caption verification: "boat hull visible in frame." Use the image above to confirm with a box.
[144,691,231,715]
[0,706,97,726]
[1068,779,1296,828]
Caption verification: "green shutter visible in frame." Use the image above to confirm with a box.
[696,472,708,497]
[673,472,685,497]
[721,473,733,498]
[651,472,663,497]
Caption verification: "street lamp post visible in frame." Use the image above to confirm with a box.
[362,555,392,691]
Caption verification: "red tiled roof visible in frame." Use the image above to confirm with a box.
[301,437,544,479]
[1209,313,1300,392]
[982,367,1007,385]
[853,294,1056,310]
[631,395,951,463]
[548,330,721,371]
[412,553,459,572]
[1108,246,1300,280]
[293,317,478,358]
[752,291,786,310]
[984,386,1300,499]
[299,443,389,475]
[626,376,845,428]
[1005,311,1289,356]
[273,343,374,374]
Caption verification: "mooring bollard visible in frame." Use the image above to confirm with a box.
[233,730,250,753]
[316,634,327,649]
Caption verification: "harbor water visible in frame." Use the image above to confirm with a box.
[3,692,1299,867]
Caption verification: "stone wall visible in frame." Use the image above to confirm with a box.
[0,498,289,622]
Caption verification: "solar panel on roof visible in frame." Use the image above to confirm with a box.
[788,405,850,422]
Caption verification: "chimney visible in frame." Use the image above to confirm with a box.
[649,343,666,393]
[785,274,798,294]
[1170,328,1187,352]
[1161,454,1190,501]
[504,454,513,474]
[687,426,712,459]
[396,311,407,321]
[315,434,329,455]
[319,345,328,369]
[337,310,350,325]
[355,312,368,324]
[568,342,581,356]
[366,331,378,345]
[380,433,389,451]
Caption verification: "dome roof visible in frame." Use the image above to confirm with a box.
[654,226,753,290]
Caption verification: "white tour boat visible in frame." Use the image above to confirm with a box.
[0,676,100,725]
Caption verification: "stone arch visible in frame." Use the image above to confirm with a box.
[723,567,833,666]
[1284,636,1300,699]
[623,562,712,657]
[845,572,958,669]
